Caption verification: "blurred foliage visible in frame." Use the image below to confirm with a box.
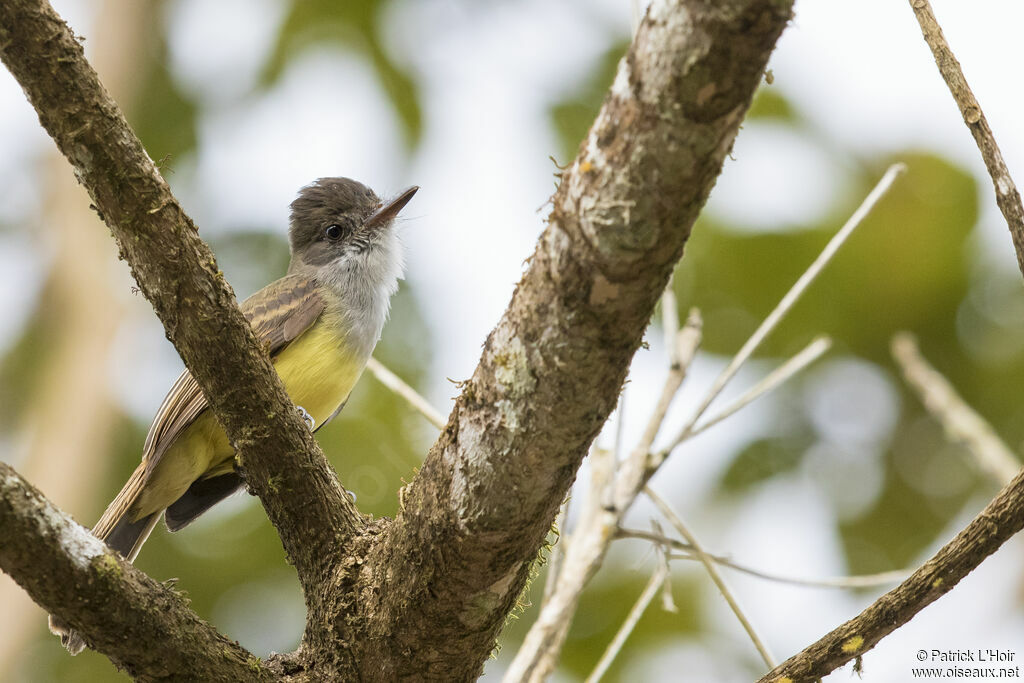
[549,39,630,163]
[719,433,812,494]
[125,2,198,164]
[263,0,422,149]
[0,288,52,432]
[746,87,801,124]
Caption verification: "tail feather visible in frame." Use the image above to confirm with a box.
[165,472,243,532]
[50,463,162,655]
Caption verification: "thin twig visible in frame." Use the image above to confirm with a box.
[651,520,678,613]
[684,335,832,444]
[585,563,669,683]
[661,278,681,367]
[909,0,1024,277]
[653,164,906,471]
[613,392,627,464]
[509,162,901,680]
[617,528,907,589]
[507,303,703,683]
[636,309,703,457]
[645,487,776,669]
[365,358,446,430]
[891,333,1020,485]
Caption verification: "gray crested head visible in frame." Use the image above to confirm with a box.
[288,177,416,271]
[287,177,417,354]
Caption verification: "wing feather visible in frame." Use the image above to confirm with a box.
[140,273,324,468]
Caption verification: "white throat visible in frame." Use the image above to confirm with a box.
[316,230,403,360]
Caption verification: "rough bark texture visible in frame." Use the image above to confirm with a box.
[759,466,1024,683]
[0,462,271,682]
[0,0,361,603]
[909,0,1024,279]
[0,0,798,679]
[355,1,795,679]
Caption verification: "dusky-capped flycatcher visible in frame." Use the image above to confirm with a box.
[49,177,417,654]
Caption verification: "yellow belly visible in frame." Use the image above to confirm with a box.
[135,319,364,517]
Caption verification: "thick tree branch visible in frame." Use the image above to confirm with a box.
[0,0,359,609]
[758,467,1024,682]
[359,0,795,679]
[0,462,273,682]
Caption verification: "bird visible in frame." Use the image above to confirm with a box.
[49,177,417,654]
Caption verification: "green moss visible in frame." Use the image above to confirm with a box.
[93,553,123,578]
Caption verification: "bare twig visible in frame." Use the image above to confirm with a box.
[585,562,669,683]
[365,357,447,430]
[686,335,832,442]
[651,163,905,471]
[646,487,776,668]
[661,278,681,367]
[909,0,1024,277]
[507,303,704,683]
[616,528,907,589]
[511,166,902,679]
[892,333,1020,485]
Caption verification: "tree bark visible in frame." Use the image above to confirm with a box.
[0,0,362,603]
[759,466,1024,683]
[0,0,796,679]
[353,0,794,678]
[0,462,271,682]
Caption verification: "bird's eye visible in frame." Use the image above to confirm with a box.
[325,224,345,241]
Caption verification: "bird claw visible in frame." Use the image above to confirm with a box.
[296,405,316,430]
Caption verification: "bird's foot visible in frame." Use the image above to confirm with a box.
[296,405,316,430]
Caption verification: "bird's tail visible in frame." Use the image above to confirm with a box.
[48,463,160,655]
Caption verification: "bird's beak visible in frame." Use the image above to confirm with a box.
[366,186,418,229]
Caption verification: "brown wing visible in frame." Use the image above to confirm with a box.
[141,273,325,466]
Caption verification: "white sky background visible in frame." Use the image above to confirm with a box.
[2,0,1024,680]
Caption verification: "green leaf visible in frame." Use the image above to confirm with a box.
[719,435,808,493]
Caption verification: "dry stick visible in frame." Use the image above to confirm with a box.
[759,465,1024,683]
[662,277,682,367]
[505,307,705,683]
[585,522,676,682]
[585,562,669,683]
[653,163,906,469]
[646,487,776,669]
[909,0,1024,277]
[617,528,908,589]
[519,164,903,678]
[689,335,832,439]
[365,358,447,430]
[891,333,1020,485]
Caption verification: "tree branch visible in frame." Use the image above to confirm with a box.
[0,0,360,607]
[892,332,1020,485]
[758,466,1024,682]
[908,0,1024,277]
[360,0,795,678]
[0,462,272,682]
